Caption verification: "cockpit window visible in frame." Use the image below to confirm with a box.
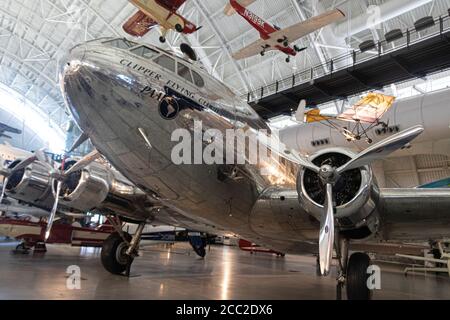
[192,70,205,88]
[131,46,159,59]
[153,55,176,72]
[103,39,137,49]
[177,63,193,83]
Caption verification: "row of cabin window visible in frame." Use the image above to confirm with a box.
[104,38,205,88]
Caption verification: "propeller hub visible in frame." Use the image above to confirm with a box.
[319,165,338,184]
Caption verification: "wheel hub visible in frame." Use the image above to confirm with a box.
[115,242,130,265]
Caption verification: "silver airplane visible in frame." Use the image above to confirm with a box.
[60,37,450,300]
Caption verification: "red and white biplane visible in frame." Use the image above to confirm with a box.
[123,0,200,43]
[226,0,345,62]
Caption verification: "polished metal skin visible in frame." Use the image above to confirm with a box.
[60,38,450,254]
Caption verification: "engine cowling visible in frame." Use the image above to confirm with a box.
[297,149,380,239]
[5,160,54,208]
[52,159,153,221]
[53,160,112,212]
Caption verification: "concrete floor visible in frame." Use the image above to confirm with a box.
[0,240,449,300]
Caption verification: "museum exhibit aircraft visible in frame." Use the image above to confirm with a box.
[294,93,396,144]
[123,0,200,43]
[59,37,450,300]
[280,87,450,158]
[0,141,211,257]
[228,0,345,62]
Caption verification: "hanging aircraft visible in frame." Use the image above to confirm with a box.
[294,93,395,144]
[227,0,345,62]
[60,37,450,300]
[123,0,200,43]
[280,87,450,158]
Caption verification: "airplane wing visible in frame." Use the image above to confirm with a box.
[337,93,396,123]
[123,10,158,37]
[156,0,186,11]
[267,9,345,46]
[232,38,272,60]
[379,188,450,241]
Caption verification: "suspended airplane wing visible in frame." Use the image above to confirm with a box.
[123,10,158,37]
[232,8,345,60]
[337,93,396,124]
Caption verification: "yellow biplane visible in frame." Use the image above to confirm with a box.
[295,93,396,144]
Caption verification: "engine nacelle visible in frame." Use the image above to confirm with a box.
[53,159,152,221]
[297,149,380,239]
[5,160,54,208]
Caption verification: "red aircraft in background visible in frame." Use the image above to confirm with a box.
[123,0,200,43]
[227,0,345,62]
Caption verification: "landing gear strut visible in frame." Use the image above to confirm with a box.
[335,235,372,300]
[101,216,146,276]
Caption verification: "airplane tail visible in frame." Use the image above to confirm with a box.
[224,0,256,16]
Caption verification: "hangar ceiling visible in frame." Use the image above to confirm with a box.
[0,0,448,151]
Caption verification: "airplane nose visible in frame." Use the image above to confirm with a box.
[62,44,86,74]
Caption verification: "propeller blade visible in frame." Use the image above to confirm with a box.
[0,177,8,204]
[288,150,320,173]
[9,155,37,174]
[64,150,101,176]
[337,125,424,174]
[45,180,62,241]
[67,132,89,154]
[319,183,335,276]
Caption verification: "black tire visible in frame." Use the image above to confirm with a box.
[159,36,166,43]
[175,24,183,33]
[346,252,372,300]
[14,243,30,254]
[316,256,321,276]
[101,232,133,275]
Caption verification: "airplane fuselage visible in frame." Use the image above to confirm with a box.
[61,39,318,254]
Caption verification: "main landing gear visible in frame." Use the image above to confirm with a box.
[260,44,271,57]
[101,216,146,276]
[277,36,289,47]
[332,236,372,300]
